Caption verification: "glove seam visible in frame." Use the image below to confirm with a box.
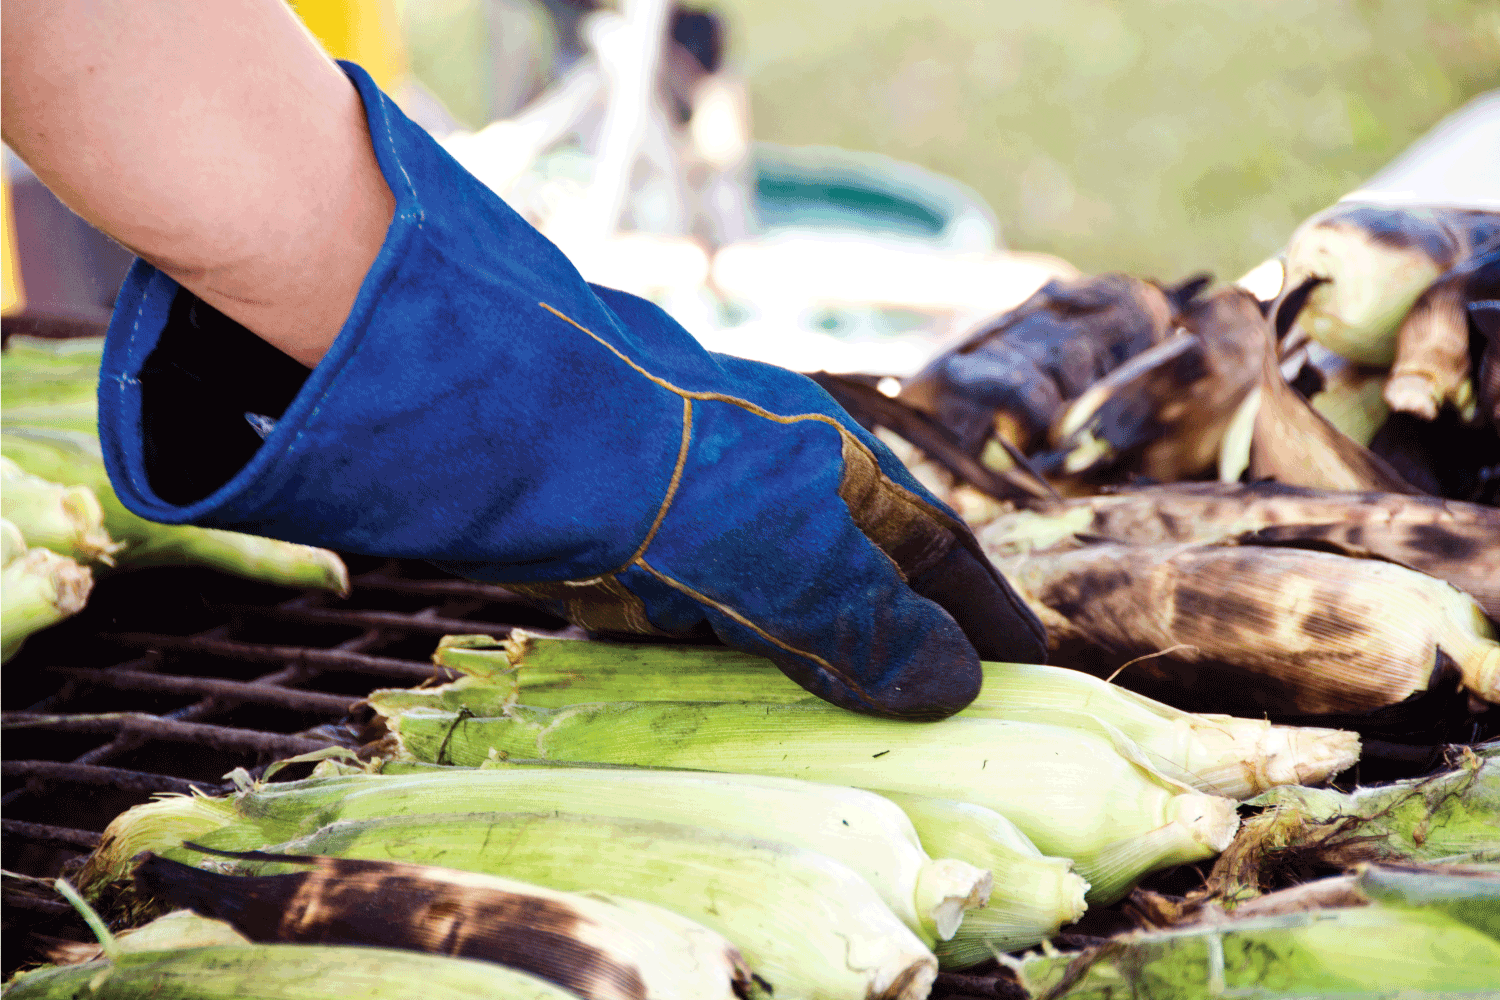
[539,299,939,578]
[633,555,876,711]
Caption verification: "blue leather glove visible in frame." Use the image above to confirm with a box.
[98,62,1046,720]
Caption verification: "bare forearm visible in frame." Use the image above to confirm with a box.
[1,0,393,365]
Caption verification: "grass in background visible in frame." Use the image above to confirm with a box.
[404,0,1498,282]
[713,0,1498,282]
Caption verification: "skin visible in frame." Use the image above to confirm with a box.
[1,0,394,367]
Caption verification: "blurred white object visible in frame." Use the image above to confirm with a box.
[713,235,1075,318]
[1341,89,1500,210]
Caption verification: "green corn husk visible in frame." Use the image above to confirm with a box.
[1008,906,1500,998]
[81,767,992,945]
[1,456,121,564]
[1246,752,1500,866]
[426,633,1359,800]
[878,793,1089,968]
[235,811,939,1000]
[1354,862,1500,942]
[375,699,1240,904]
[1,531,93,662]
[0,336,105,408]
[2,517,26,565]
[3,944,587,1000]
[0,427,348,594]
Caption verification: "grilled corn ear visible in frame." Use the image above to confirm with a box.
[133,850,756,1000]
[1384,266,1477,421]
[977,481,1500,620]
[3,943,588,1000]
[1280,204,1500,365]
[436,633,1356,800]
[377,700,1240,902]
[1010,905,1500,998]
[995,542,1500,713]
[87,766,991,945]
[1,522,93,662]
[879,793,1089,965]
[0,457,120,564]
[236,811,939,1000]
[1247,283,1418,493]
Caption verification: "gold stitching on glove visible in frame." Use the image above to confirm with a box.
[541,301,961,576]
[630,397,694,562]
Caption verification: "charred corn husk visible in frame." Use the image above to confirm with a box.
[1,520,93,662]
[899,274,1181,457]
[235,811,938,1000]
[996,541,1500,713]
[1304,348,1390,446]
[1384,265,1477,421]
[1247,282,1419,493]
[3,944,588,1000]
[878,793,1089,964]
[1009,905,1500,999]
[133,850,755,1000]
[978,481,1500,620]
[83,766,991,945]
[1042,287,1262,484]
[433,633,1356,800]
[0,427,348,594]
[0,456,120,564]
[1280,204,1500,365]
[375,700,1240,901]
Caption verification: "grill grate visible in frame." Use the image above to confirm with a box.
[0,558,572,905]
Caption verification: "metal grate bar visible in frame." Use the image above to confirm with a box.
[226,604,514,639]
[2,760,212,796]
[351,573,525,602]
[1,819,102,851]
[48,666,359,716]
[100,633,453,682]
[4,713,333,758]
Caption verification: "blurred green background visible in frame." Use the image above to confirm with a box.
[400,0,1499,283]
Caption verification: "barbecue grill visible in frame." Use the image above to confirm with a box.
[0,557,576,969]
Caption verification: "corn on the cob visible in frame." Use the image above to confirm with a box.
[3,944,589,1000]
[1384,266,1477,421]
[1353,862,1500,941]
[432,633,1356,800]
[995,541,1500,713]
[0,456,121,564]
[877,793,1089,965]
[376,700,1240,902]
[0,335,104,409]
[1243,753,1499,867]
[1280,204,1500,365]
[0,427,348,594]
[1011,905,1500,998]
[84,766,991,945]
[1,520,93,662]
[134,850,756,1000]
[977,481,1500,620]
[235,811,939,1000]
[1043,287,1262,484]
